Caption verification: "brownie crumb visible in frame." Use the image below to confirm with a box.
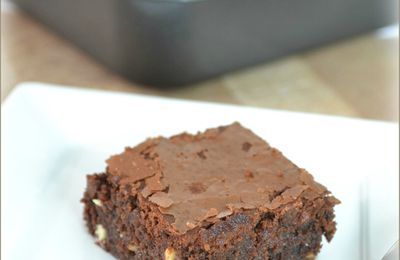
[242,142,252,151]
[188,182,207,194]
[244,170,254,181]
[196,149,207,159]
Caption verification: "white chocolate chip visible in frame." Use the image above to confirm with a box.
[164,247,176,260]
[127,244,138,252]
[95,224,107,242]
[92,199,103,207]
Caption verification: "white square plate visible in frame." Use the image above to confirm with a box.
[2,82,398,260]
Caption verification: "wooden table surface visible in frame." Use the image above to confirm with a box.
[1,3,399,122]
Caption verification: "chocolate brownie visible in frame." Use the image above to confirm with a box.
[82,123,339,259]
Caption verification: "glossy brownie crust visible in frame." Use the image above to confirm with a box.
[82,123,339,259]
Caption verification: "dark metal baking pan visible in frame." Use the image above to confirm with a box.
[12,0,397,87]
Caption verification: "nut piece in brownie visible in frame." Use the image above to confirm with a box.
[82,123,339,259]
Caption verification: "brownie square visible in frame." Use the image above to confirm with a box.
[82,123,339,259]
